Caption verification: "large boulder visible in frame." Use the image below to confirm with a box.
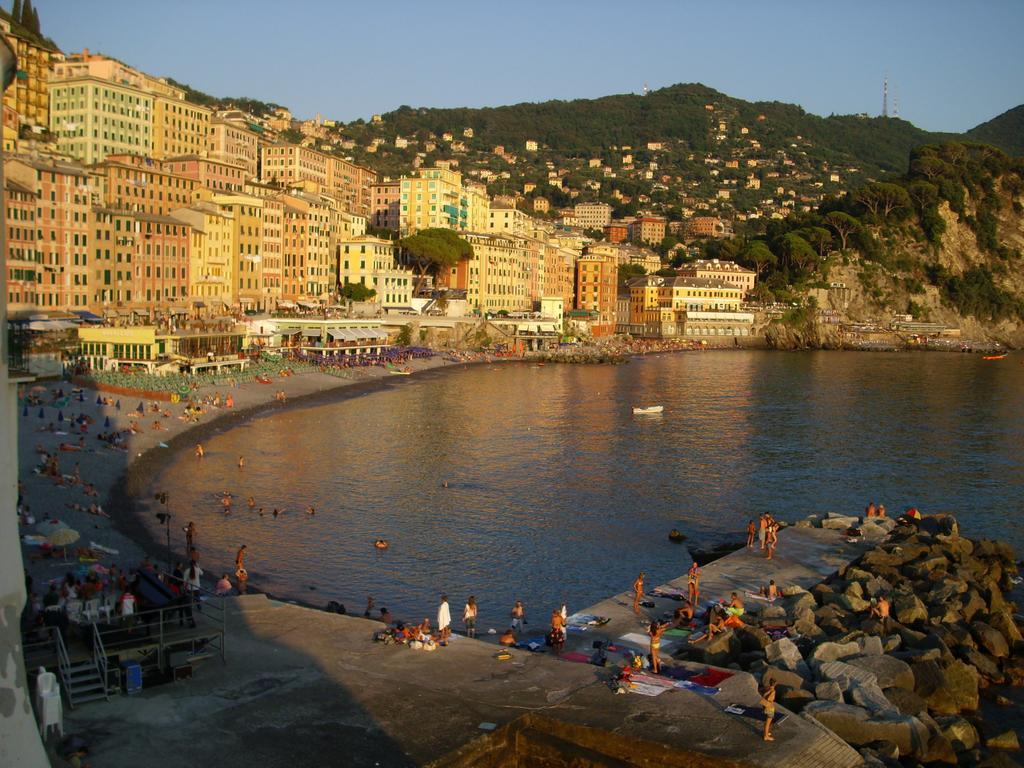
[817,659,879,692]
[793,617,826,640]
[810,640,861,665]
[971,620,1011,658]
[822,515,859,530]
[823,591,871,613]
[846,654,915,691]
[986,731,1021,750]
[893,592,929,625]
[764,637,803,671]
[857,635,885,656]
[960,590,989,623]
[988,609,1024,645]
[862,576,894,599]
[735,625,771,652]
[779,687,815,713]
[959,647,1003,683]
[698,629,741,668]
[936,715,979,752]
[925,577,968,606]
[802,701,930,758]
[761,666,806,691]
[913,659,979,714]
[783,591,817,615]
[849,680,897,715]
[885,686,928,717]
[815,681,843,702]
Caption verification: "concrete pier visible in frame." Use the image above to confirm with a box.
[61,528,867,766]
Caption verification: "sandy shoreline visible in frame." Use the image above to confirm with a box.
[17,354,487,600]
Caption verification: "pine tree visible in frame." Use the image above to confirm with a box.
[21,0,36,33]
[12,0,23,25]
[29,3,39,34]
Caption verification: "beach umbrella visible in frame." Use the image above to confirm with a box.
[36,519,68,537]
[38,408,45,419]
[104,416,111,428]
[96,396,103,406]
[115,400,121,410]
[48,528,80,560]
[136,402,144,414]
[57,411,64,423]
[78,392,85,402]
[905,507,922,520]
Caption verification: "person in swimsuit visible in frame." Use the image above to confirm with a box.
[648,620,668,674]
[687,562,701,604]
[761,680,777,741]
[510,600,525,635]
[549,609,565,655]
[632,572,645,615]
[746,519,757,549]
[463,596,478,638]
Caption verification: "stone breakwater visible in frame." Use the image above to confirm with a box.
[675,514,1021,766]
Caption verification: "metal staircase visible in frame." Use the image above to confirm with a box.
[53,624,110,708]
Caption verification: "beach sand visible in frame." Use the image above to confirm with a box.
[16,355,469,597]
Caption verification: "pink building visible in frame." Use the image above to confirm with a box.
[165,155,246,193]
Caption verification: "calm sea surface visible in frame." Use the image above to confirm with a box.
[146,351,1024,628]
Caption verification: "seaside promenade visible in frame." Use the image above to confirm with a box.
[50,529,865,767]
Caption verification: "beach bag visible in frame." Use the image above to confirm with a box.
[409,640,423,650]
[423,640,437,652]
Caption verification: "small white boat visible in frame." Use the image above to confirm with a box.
[632,405,664,415]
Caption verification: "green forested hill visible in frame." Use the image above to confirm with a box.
[374,83,958,175]
[966,105,1024,157]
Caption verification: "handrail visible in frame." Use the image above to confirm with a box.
[91,623,109,701]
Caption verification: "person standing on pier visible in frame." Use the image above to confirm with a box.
[632,572,645,615]
[687,562,701,605]
[463,596,478,638]
[184,521,196,553]
[437,595,451,643]
[235,544,247,572]
[648,620,668,674]
[510,600,526,635]
[746,519,757,549]
[758,512,768,550]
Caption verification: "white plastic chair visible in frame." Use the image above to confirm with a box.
[82,598,100,622]
[35,667,63,738]
[64,599,83,622]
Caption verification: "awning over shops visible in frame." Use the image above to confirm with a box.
[296,301,318,309]
[277,301,297,309]
[301,328,322,338]
[191,301,206,308]
[73,310,104,324]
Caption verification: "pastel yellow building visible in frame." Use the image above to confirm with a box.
[677,258,756,297]
[0,13,58,148]
[398,165,467,235]
[338,236,413,309]
[280,190,332,303]
[171,201,235,312]
[209,191,264,310]
[627,275,752,337]
[208,113,259,178]
[152,95,212,160]
[451,233,533,314]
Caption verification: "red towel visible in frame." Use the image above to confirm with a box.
[690,668,734,687]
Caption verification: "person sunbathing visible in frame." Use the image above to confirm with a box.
[499,628,516,646]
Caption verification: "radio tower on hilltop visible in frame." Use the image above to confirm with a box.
[883,76,889,118]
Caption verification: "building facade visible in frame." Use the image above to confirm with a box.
[338,236,413,309]
[573,202,612,230]
[574,252,616,336]
[677,259,756,297]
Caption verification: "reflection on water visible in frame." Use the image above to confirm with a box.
[148,351,1024,628]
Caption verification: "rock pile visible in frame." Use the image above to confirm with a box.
[676,513,1022,766]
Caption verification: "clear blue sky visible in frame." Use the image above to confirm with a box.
[31,0,1024,133]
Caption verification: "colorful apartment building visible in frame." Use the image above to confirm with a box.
[93,154,198,216]
[3,176,37,311]
[487,203,530,236]
[280,191,332,303]
[627,275,752,337]
[630,214,667,246]
[48,74,154,163]
[260,196,284,308]
[573,202,613,230]
[165,154,246,193]
[152,95,211,160]
[370,180,400,231]
[574,253,617,336]
[0,12,58,149]
[209,192,264,310]
[6,156,93,310]
[603,220,630,243]
[208,113,259,178]
[398,165,466,235]
[170,201,235,312]
[449,233,533,314]
[677,258,756,297]
[338,236,413,309]
[685,216,732,239]
[89,208,190,315]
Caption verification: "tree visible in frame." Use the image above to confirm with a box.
[617,263,646,284]
[798,227,832,259]
[12,0,22,25]
[738,240,777,276]
[780,233,816,272]
[398,228,473,294]
[855,182,911,221]
[340,282,377,302]
[824,211,859,251]
[21,0,36,33]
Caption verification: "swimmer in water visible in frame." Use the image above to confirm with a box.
[238,456,245,468]
[272,508,279,519]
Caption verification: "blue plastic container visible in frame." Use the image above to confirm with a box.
[120,661,142,695]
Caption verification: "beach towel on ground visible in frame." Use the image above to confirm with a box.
[630,673,676,689]
[664,627,692,638]
[657,666,696,681]
[690,668,734,687]
[628,682,670,697]
[558,651,592,664]
[517,636,548,652]
[674,680,721,696]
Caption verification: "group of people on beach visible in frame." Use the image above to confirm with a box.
[748,512,781,560]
